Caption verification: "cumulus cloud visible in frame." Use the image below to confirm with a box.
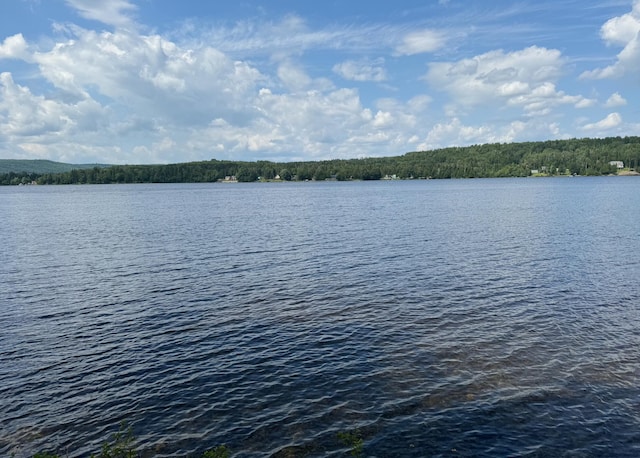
[1,18,426,163]
[421,117,493,148]
[0,20,280,163]
[0,1,633,164]
[186,87,371,160]
[600,0,640,46]
[0,72,72,137]
[574,98,596,109]
[0,71,112,161]
[396,29,446,55]
[417,117,568,151]
[333,58,387,82]
[0,34,30,60]
[426,46,592,116]
[180,86,435,162]
[277,60,313,91]
[581,0,640,78]
[0,72,106,137]
[605,92,627,107]
[28,26,264,125]
[582,112,622,131]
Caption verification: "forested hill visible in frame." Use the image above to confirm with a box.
[0,159,108,174]
[2,136,640,185]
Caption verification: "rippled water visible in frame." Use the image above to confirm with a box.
[2,178,640,457]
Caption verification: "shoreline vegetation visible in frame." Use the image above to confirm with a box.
[25,422,365,458]
[1,136,639,186]
[27,422,231,458]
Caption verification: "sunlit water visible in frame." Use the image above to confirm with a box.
[2,178,640,457]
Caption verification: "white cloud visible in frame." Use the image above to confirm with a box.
[0,71,105,137]
[406,95,432,113]
[396,29,446,55]
[65,0,137,28]
[333,58,387,82]
[600,1,640,46]
[372,110,394,128]
[420,118,492,149]
[0,71,115,162]
[0,34,30,60]
[132,137,177,163]
[2,19,441,163]
[582,112,622,131]
[1,2,636,165]
[277,60,313,91]
[605,92,627,107]
[426,46,592,117]
[0,72,70,137]
[198,15,401,58]
[177,85,433,162]
[575,98,596,109]
[28,27,263,125]
[581,0,640,79]
[188,87,375,160]
[417,117,569,151]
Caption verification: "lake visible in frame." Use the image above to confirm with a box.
[2,177,640,457]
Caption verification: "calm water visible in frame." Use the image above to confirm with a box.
[1,178,640,457]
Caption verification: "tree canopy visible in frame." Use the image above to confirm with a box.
[2,136,639,186]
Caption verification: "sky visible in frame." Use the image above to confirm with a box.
[0,0,639,164]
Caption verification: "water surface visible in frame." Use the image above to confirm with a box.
[2,178,640,457]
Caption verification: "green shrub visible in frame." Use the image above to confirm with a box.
[201,445,229,458]
[337,430,364,457]
[91,421,136,458]
[32,424,230,458]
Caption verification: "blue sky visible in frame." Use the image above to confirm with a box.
[0,0,639,164]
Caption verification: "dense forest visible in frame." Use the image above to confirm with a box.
[2,136,639,185]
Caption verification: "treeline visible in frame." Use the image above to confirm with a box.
[0,159,106,175]
[2,136,639,185]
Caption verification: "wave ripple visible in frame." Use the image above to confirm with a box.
[2,179,640,457]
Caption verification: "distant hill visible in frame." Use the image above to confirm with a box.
[0,159,110,174]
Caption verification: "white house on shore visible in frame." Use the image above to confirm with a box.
[609,161,624,169]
